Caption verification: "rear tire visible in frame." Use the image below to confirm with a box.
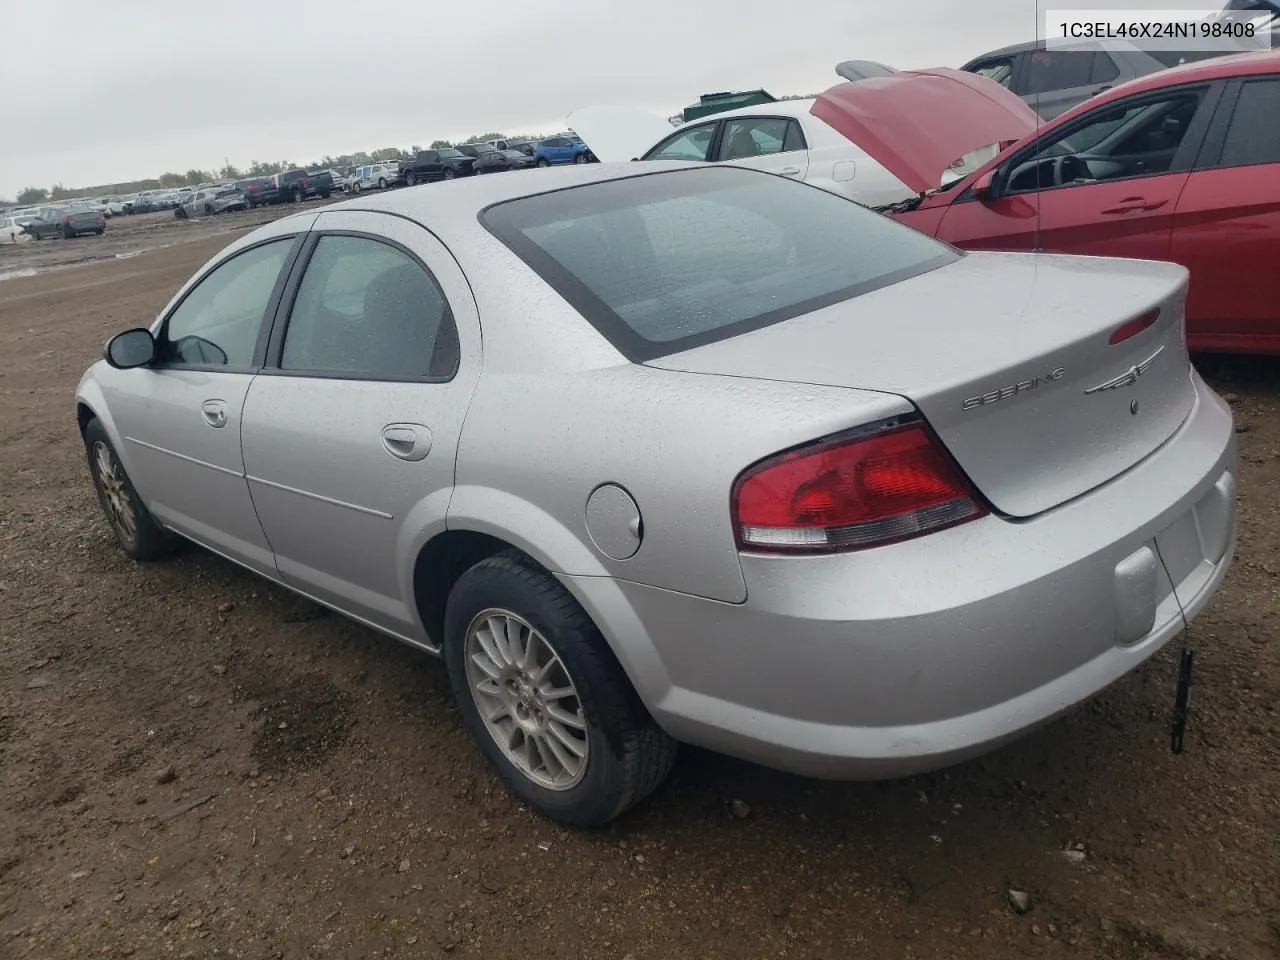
[443,550,677,826]
[406,172,417,186]
[536,157,550,167]
[84,419,180,562]
[62,224,73,239]
[443,167,456,180]
[573,152,588,164]
[293,187,304,203]
[377,177,387,189]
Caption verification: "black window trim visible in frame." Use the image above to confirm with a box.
[150,233,306,375]
[478,165,960,364]
[258,228,461,384]
[642,119,723,163]
[989,79,1225,199]
[1193,75,1280,172]
[715,114,809,162]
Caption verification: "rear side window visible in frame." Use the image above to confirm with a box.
[1218,78,1280,167]
[1021,50,1096,94]
[483,168,957,361]
[279,235,458,380]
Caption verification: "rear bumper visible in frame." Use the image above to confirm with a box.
[564,371,1237,778]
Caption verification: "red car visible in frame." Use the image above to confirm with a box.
[813,50,1280,356]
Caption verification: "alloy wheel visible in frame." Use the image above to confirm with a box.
[93,441,136,542]
[464,609,589,790]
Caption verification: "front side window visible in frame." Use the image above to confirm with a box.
[644,122,717,162]
[161,239,292,367]
[718,117,795,161]
[1006,90,1205,192]
[483,167,957,361]
[969,56,1015,88]
[1217,78,1280,168]
[279,235,458,380]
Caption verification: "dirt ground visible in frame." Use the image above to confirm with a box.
[0,211,1277,960]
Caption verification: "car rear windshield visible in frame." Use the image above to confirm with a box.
[481,167,959,361]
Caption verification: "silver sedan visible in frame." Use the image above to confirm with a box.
[76,163,1237,825]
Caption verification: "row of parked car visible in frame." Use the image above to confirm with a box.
[0,133,600,243]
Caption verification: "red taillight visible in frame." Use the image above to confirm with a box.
[66,215,74,223]
[1109,308,1160,345]
[731,420,986,554]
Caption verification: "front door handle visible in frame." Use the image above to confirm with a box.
[201,399,228,428]
[1101,197,1168,214]
[778,166,802,176]
[381,423,432,462]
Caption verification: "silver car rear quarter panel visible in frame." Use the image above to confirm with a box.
[561,370,1236,779]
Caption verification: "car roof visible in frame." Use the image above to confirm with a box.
[262,161,705,249]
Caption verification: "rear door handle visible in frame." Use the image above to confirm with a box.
[778,166,802,176]
[201,399,228,428]
[1101,197,1168,214]
[381,423,432,462]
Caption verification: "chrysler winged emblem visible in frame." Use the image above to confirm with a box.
[1084,345,1164,395]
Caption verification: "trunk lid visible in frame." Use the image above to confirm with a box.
[567,106,683,162]
[810,67,1040,194]
[646,252,1196,518]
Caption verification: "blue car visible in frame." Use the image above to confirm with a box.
[532,134,595,166]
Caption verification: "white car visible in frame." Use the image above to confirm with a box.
[570,74,1002,209]
[345,162,402,193]
[0,213,36,243]
[569,100,921,208]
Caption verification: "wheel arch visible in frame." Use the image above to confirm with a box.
[404,487,670,707]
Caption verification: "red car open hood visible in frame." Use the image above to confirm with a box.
[811,67,1042,195]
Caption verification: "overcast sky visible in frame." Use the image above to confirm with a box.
[0,0,1216,198]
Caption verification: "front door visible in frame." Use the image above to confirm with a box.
[937,83,1219,262]
[1171,76,1280,353]
[100,234,302,576]
[239,211,482,643]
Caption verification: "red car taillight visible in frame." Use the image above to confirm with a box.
[65,215,74,223]
[731,419,986,554]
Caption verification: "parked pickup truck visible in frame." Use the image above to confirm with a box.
[303,169,335,199]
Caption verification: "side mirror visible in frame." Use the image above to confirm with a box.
[972,169,999,200]
[104,328,157,369]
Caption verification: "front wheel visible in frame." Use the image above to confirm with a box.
[443,167,456,180]
[406,172,417,186]
[293,187,304,203]
[377,178,386,189]
[84,419,179,561]
[573,152,588,164]
[444,551,677,826]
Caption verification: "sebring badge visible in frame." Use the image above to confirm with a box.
[962,367,1066,411]
[1084,346,1165,395]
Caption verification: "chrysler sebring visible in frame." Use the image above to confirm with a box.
[76,163,1237,825]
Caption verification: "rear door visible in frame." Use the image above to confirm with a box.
[1171,75,1280,353]
[1015,48,1118,120]
[715,115,810,182]
[936,83,1220,261]
[239,210,482,642]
